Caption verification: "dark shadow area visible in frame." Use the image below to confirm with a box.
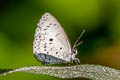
[0,69,12,74]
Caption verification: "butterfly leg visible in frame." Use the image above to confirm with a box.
[68,61,71,66]
[68,62,70,66]
[68,59,74,66]
[71,59,74,64]
[74,58,80,64]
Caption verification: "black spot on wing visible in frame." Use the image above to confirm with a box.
[44,43,47,45]
[46,14,49,16]
[49,43,52,44]
[45,33,47,35]
[55,33,60,36]
[60,47,62,50]
[46,26,50,27]
[35,51,37,53]
[39,36,41,38]
[47,52,49,54]
[44,46,46,48]
[44,29,47,31]
[37,29,39,32]
[53,23,57,26]
[49,23,52,25]
[56,52,58,54]
[44,49,47,51]
[49,38,53,41]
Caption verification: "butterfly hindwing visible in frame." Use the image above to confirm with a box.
[33,13,72,64]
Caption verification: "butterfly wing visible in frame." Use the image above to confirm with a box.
[33,13,72,63]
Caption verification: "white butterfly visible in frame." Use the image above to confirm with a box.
[33,12,85,65]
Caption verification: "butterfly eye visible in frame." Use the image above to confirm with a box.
[72,49,77,54]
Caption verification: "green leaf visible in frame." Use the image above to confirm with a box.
[0,64,120,80]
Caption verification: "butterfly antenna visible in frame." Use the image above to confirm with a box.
[73,29,85,49]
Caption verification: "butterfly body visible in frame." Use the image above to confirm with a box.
[33,12,84,65]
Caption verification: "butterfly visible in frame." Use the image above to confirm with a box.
[33,12,85,65]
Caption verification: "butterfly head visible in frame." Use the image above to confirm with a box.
[70,48,78,60]
[72,48,78,55]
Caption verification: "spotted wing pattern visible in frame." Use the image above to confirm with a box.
[33,13,72,64]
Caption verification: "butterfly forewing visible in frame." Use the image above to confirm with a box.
[33,13,72,64]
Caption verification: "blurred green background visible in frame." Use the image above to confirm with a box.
[0,0,120,80]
